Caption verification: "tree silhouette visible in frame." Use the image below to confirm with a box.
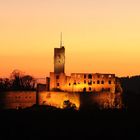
[21,75,36,90]
[10,69,36,91]
[10,70,24,90]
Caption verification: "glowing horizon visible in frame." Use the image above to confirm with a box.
[0,0,140,78]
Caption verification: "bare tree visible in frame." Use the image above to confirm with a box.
[10,69,36,90]
[10,70,24,90]
[21,75,36,90]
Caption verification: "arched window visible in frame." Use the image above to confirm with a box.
[83,87,86,92]
[89,87,92,91]
[101,81,104,84]
[84,74,86,79]
[88,80,92,85]
[88,74,92,79]
[97,80,100,84]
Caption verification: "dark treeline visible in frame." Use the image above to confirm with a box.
[120,75,140,110]
[0,70,36,91]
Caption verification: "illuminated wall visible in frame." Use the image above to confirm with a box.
[50,72,66,90]
[38,91,80,110]
[38,91,122,110]
[0,91,122,110]
[50,72,116,93]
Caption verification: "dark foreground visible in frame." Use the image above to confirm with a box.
[0,107,140,140]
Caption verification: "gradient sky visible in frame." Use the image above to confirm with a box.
[0,0,140,78]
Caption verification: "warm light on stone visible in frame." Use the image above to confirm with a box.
[38,92,80,110]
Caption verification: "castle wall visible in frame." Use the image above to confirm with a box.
[38,91,80,110]
[37,91,122,110]
[0,91,122,110]
[50,72,116,93]
[50,72,66,91]
[1,91,36,110]
[67,73,116,93]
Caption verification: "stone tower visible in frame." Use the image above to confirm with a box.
[54,33,65,74]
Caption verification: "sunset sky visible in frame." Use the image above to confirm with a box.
[0,0,140,78]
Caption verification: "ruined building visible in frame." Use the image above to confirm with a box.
[49,36,117,94]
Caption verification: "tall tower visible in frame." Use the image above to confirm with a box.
[54,33,65,74]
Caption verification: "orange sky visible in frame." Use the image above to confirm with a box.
[0,0,140,78]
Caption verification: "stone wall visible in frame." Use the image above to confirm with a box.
[50,72,116,93]
[38,91,80,110]
[37,91,122,110]
[0,91,36,110]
